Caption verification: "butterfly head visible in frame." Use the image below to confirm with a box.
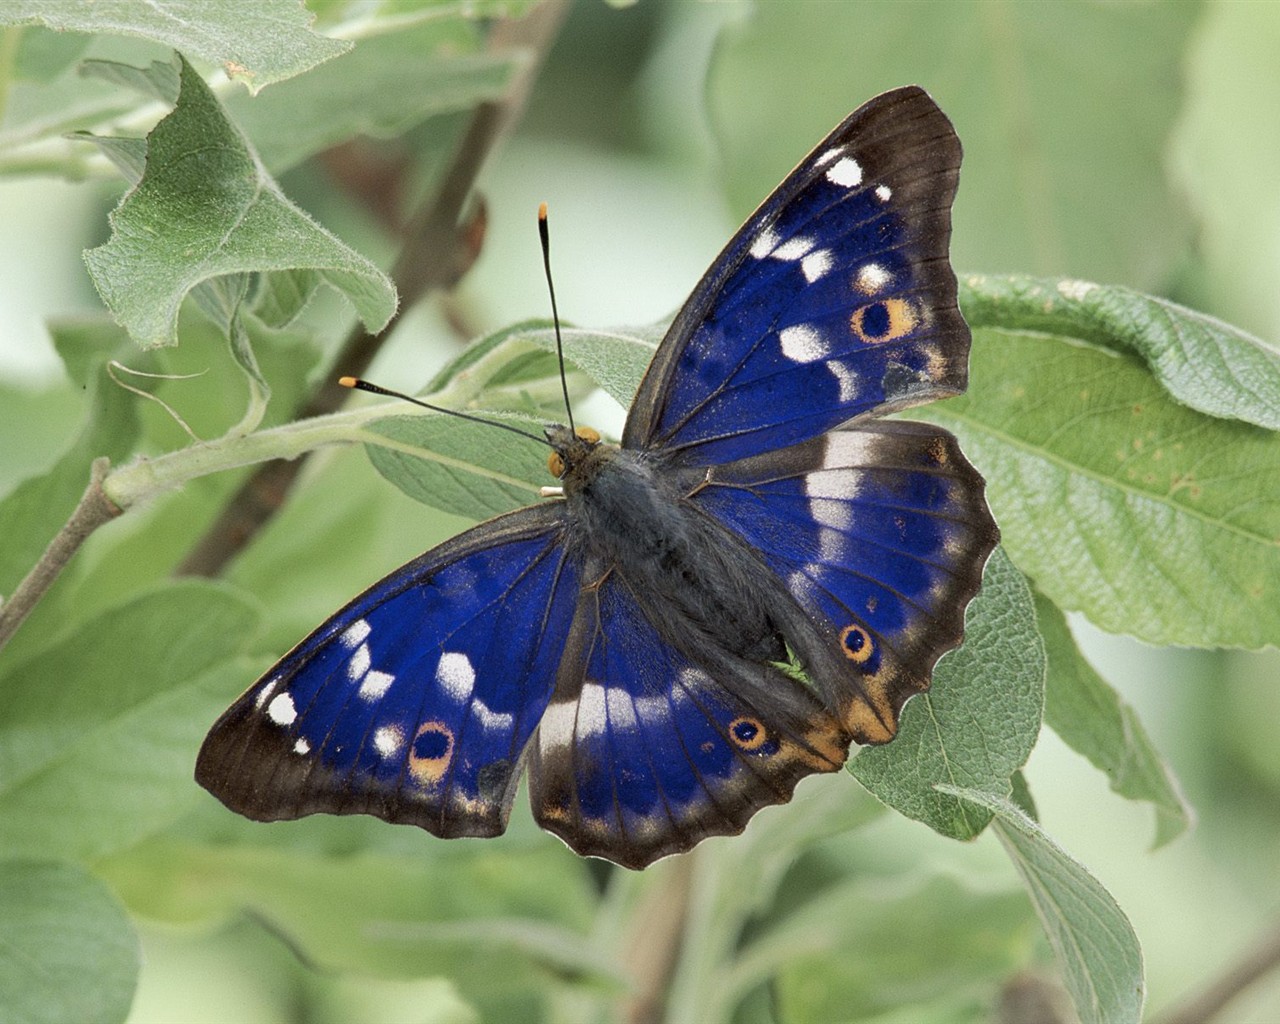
[545,423,602,480]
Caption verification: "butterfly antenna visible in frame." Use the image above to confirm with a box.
[339,377,550,447]
[538,202,576,434]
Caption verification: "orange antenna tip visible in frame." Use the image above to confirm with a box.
[538,201,548,220]
[338,376,358,388]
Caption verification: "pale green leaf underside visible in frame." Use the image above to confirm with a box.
[849,547,1046,840]
[0,582,260,861]
[0,0,350,92]
[923,329,1280,649]
[1035,594,1192,847]
[0,860,140,1024]
[83,56,396,348]
[940,787,1145,1024]
[961,274,1280,431]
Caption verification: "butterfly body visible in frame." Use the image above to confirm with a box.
[197,87,999,869]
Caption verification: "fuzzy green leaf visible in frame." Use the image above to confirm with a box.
[961,274,1280,431]
[941,787,1145,1024]
[83,56,396,349]
[0,582,261,861]
[362,413,548,520]
[0,859,140,1024]
[849,547,1046,839]
[0,0,350,93]
[1036,594,1192,847]
[924,329,1280,649]
[513,324,661,408]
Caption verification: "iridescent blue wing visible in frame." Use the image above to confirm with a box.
[526,563,848,868]
[195,503,580,839]
[686,421,999,744]
[623,86,967,465]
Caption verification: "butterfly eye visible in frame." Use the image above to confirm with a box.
[575,426,600,444]
[547,452,565,478]
[839,624,875,664]
[850,297,919,344]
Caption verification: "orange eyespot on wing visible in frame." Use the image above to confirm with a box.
[409,722,455,783]
[839,624,875,664]
[728,715,770,752]
[850,298,919,344]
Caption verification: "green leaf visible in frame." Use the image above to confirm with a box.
[960,274,1280,431]
[849,547,1046,839]
[940,787,1146,1024]
[923,328,1280,649]
[83,56,396,349]
[363,413,547,520]
[769,875,1036,1024]
[1035,593,1192,847]
[513,324,660,408]
[98,833,602,1012]
[0,0,350,93]
[225,21,521,173]
[0,859,140,1024]
[0,581,261,862]
[708,2,1197,288]
[0,320,139,599]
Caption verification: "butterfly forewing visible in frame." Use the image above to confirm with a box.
[196,503,579,838]
[623,86,968,464]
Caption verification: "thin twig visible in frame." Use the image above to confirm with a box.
[176,0,569,578]
[0,458,121,652]
[1155,922,1280,1024]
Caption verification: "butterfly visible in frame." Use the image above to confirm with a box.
[196,86,999,869]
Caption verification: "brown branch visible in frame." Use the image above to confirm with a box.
[0,458,121,652]
[620,854,696,1024]
[176,0,569,578]
[1155,922,1280,1024]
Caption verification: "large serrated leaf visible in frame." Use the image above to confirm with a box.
[1035,593,1192,847]
[0,0,350,93]
[0,859,140,1024]
[849,547,1046,839]
[709,2,1197,289]
[960,274,1280,430]
[0,582,261,862]
[940,787,1145,1024]
[924,329,1280,649]
[83,56,396,349]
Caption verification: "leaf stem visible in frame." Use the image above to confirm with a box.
[1155,922,1280,1024]
[0,458,121,652]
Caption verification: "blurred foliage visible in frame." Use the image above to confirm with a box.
[1,2,1279,1023]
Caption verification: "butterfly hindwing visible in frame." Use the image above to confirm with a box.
[196,503,580,839]
[526,564,848,868]
[688,421,999,743]
[624,86,967,464]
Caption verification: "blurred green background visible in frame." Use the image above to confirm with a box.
[3,1,1280,1021]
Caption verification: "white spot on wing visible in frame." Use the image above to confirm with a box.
[815,147,843,167]
[539,700,576,752]
[875,184,892,202]
[341,619,371,648]
[373,725,404,756]
[267,692,297,726]
[771,235,815,261]
[473,697,514,733]
[809,496,855,530]
[293,738,310,755]
[255,678,279,709]
[826,157,863,187]
[779,324,830,363]
[823,431,878,467]
[348,642,371,682]
[749,226,780,259]
[804,468,864,500]
[436,652,475,701]
[856,263,892,293]
[801,248,833,282]
[827,361,859,402]
[577,682,607,738]
[605,687,638,732]
[359,669,394,701]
